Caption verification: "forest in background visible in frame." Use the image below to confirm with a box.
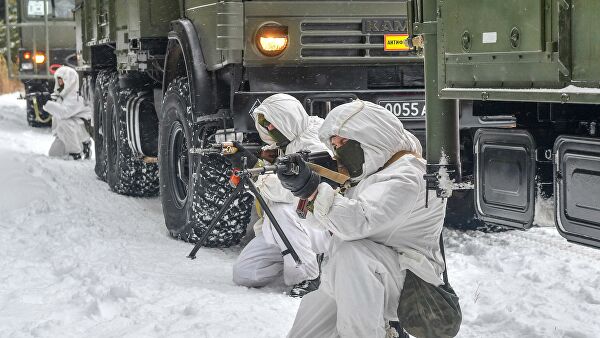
[0,0,23,93]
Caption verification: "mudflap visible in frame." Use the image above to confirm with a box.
[474,129,536,229]
[554,136,600,249]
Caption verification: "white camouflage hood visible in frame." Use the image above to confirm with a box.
[252,93,326,154]
[53,66,79,100]
[44,66,91,121]
[319,100,422,181]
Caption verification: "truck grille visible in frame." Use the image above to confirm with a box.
[300,20,409,59]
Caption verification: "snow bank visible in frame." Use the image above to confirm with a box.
[0,94,298,338]
[445,227,600,338]
[1,93,599,337]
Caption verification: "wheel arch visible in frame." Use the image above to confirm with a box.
[163,19,216,119]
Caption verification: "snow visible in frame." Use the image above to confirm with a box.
[445,228,600,338]
[534,193,555,228]
[436,150,455,198]
[1,93,599,337]
[0,93,297,337]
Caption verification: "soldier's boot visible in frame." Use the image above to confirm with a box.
[387,321,410,338]
[82,141,91,160]
[289,277,320,298]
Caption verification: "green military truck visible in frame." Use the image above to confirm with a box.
[76,0,498,248]
[76,0,439,248]
[2,0,77,126]
[411,0,600,248]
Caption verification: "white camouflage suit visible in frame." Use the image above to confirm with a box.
[288,100,447,337]
[232,94,331,287]
[43,66,91,156]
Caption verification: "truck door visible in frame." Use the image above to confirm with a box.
[474,128,536,229]
[554,136,600,249]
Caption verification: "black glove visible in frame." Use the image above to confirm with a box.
[226,142,259,168]
[277,153,320,199]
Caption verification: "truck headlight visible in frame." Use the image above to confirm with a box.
[34,53,46,64]
[255,24,288,57]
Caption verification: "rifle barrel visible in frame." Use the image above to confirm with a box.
[242,164,287,176]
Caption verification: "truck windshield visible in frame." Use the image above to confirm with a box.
[26,0,75,20]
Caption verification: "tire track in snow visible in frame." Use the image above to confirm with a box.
[503,228,600,262]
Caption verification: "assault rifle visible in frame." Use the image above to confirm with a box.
[187,156,303,263]
[243,150,350,219]
[21,91,52,98]
[188,141,262,156]
[187,149,349,262]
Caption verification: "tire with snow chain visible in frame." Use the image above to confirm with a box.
[159,77,253,247]
[93,71,110,181]
[189,154,253,246]
[105,74,159,196]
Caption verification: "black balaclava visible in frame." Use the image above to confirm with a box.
[257,113,290,148]
[335,139,365,178]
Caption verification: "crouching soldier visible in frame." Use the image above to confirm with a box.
[43,66,91,159]
[278,100,448,337]
[229,94,331,297]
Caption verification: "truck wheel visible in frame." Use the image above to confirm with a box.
[159,77,252,247]
[93,72,110,181]
[444,190,483,230]
[105,75,159,196]
[444,190,507,232]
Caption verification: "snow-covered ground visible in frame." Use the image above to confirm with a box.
[1,93,599,338]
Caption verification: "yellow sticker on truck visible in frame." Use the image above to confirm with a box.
[384,34,409,51]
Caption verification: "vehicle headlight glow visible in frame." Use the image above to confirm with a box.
[34,53,46,64]
[255,24,289,57]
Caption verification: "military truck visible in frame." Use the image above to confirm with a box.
[76,0,496,248]
[2,0,77,126]
[411,0,600,248]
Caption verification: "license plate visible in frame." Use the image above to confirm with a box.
[379,100,426,119]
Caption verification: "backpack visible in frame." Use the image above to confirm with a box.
[397,234,462,338]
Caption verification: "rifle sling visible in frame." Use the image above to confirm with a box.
[382,150,422,170]
[308,150,421,185]
[307,163,351,185]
